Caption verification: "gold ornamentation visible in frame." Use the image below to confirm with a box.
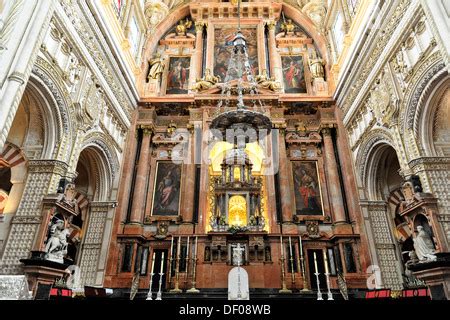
[176,18,192,37]
[255,69,281,91]
[191,69,220,92]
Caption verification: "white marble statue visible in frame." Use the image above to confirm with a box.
[413,226,437,262]
[45,219,70,264]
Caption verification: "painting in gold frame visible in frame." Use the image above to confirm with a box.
[292,161,323,215]
[151,162,182,216]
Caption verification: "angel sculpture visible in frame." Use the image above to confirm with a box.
[191,69,220,92]
[176,18,192,36]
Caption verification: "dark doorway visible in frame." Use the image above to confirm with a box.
[307,249,327,290]
[151,249,169,291]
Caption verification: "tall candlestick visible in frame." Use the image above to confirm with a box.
[314,252,318,273]
[160,252,165,273]
[299,236,303,257]
[323,250,329,274]
[186,236,190,261]
[288,236,293,257]
[150,252,156,274]
[194,236,198,258]
[280,235,283,257]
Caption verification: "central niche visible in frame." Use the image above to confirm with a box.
[228,195,247,227]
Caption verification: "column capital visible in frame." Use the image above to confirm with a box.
[265,20,277,31]
[195,21,207,33]
[138,125,154,136]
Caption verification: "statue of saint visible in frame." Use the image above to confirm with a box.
[147,53,165,82]
[191,69,220,92]
[176,18,192,36]
[255,69,281,91]
[413,226,437,262]
[309,57,325,79]
[281,19,296,35]
[45,219,70,263]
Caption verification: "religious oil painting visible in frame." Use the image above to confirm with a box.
[214,26,258,81]
[281,55,307,94]
[166,56,191,94]
[292,161,323,215]
[151,162,182,216]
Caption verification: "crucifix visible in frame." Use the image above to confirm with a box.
[231,243,245,300]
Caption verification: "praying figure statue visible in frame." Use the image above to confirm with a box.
[309,57,325,79]
[191,69,220,92]
[147,53,165,82]
[255,69,281,91]
[413,226,437,262]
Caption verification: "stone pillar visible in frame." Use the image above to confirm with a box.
[79,202,112,286]
[129,126,153,224]
[182,125,197,224]
[276,128,293,223]
[194,21,205,79]
[266,21,282,82]
[321,128,347,225]
[364,201,403,290]
[0,160,67,274]
[0,0,55,150]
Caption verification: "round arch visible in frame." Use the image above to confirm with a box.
[139,2,330,84]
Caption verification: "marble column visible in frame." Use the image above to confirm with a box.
[322,128,347,224]
[266,21,282,83]
[276,128,293,223]
[194,21,205,79]
[182,125,198,223]
[129,126,153,224]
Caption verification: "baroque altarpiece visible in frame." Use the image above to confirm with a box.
[103,1,370,295]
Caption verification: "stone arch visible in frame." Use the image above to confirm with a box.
[401,52,447,155]
[30,60,75,162]
[139,2,330,84]
[418,76,450,157]
[75,142,115,202]
[355,129,395,191]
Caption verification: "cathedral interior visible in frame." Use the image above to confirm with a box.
[0,0,449,301]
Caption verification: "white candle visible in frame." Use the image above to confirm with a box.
[194,236,198,258]
[280,235,283,257]
[323,250,329,274]
[186,236,190,261]
[160,252,165,274]
[288,236,293,258]
[150,252,156,274]
[299,236,303,258]
[313,252,318,273]
[170,236,174,258]
[177,236,181,260]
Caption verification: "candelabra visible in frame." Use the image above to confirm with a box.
[146,273,155,300]
[279,256,292,293]
[170,237,182,293]
[300,257,311,291]
[325,272,334,300]
[187,236,200,293]
[156,272,164,300]
[314,272,323,300]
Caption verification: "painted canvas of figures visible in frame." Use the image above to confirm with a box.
[292,161,323,215]
[281,55,307,94]
[214,26,258,82]
[151,162,182,216]
[166,57,190,94]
